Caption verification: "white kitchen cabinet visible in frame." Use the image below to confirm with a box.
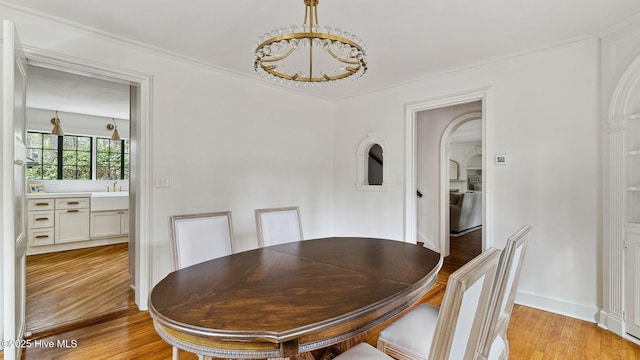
[90,210,128,238]
[54,197,90,244]
[27,194,128,254]
[120,211,129,235]
[55,208,90,244]
[27,199,55,246]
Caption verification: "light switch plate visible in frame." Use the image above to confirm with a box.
[155,175,170,188]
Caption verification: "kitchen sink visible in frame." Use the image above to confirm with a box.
[90,192,129,211]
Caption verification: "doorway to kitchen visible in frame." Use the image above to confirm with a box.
[23,62,140,337]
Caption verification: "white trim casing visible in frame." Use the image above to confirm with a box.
[602,51,640,340]
[404,87,492,256]
[439,111,482,256]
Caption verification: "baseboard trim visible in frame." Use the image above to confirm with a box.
[515,290,599,323]
[598,310,624,335]
[417,231,437,249]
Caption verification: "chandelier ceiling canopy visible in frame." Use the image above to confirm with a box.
[253,0,368,86]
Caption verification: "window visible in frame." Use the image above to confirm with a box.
[26,131,129,181]
[96,138,129,180]
[26,132,59,180]
[27,132,92,180]
[62,135,92,179]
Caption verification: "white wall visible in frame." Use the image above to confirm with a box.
[0,6,335,290]
[333,38,601,321]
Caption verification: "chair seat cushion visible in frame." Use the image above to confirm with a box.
[378,303,440,359]
[334,343,394,360]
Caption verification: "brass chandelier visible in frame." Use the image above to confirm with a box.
[253,0,368,86]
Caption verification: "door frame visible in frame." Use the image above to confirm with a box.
[438,111,483,256]
[23,47,153,310]
[404,87,493,256]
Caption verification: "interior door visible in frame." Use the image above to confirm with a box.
[2,19,28,360]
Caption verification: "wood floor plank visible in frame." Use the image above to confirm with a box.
[25,243,135,337]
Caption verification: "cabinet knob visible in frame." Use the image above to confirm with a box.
[35,217,49,221]
[67,209,79,213]
[34,235,49,239]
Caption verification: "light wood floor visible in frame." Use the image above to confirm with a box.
[25,243,136,337]
[4,230,639,359]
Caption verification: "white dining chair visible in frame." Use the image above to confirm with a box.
[168,211,235,360]
[344,247,500,360]
[169,211,235,271]
[477,225,531,360]
[255,206,303,247]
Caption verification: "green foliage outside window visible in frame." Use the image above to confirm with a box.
[62,135,92,179]
[96,138,130,180]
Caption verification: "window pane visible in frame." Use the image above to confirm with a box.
[63,136,77,150]
[26,131,57,180]
[42,134,58,150]
[42,165,57,180]
[26,132,41,148]
[96,137,129,180]
[77,137,91,151]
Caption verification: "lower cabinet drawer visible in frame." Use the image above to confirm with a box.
[28,210,55,228]
[28,228,55,246]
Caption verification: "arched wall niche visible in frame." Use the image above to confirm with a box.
[356,133,388,191]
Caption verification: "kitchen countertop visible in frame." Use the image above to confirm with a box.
[26,192,128,199]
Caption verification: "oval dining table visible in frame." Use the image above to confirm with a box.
[149,237,442,359]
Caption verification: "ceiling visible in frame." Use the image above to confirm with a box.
[10,0,640,105]
[27,66,130,119]
[450,119,482,144]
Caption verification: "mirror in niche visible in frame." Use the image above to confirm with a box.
[368,144,383,186]
[449,159,459,180]
[356,133,388,191]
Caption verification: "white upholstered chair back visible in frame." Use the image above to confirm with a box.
[478,225,531,360]
[255,206,303,247]
[430,247,501,360]
[169,211,235,270]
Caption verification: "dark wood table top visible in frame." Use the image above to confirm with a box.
[149,237,442,359]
